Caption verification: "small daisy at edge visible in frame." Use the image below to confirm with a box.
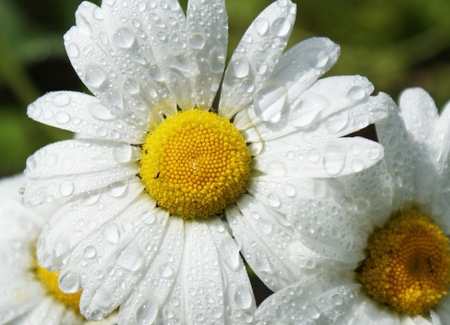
[0,175,118,325]
[254,88,450,324]
[23,0,391,323]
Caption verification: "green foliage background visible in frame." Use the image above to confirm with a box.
[1,0,450,176]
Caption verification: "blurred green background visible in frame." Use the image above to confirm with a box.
[1,0,450,176]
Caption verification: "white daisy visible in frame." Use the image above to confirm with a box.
[0,174,118,325]
[254,88,450,324]
[23,0,390,322]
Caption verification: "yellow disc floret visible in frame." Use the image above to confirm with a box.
[140,109,251,218]
[359,211,450,315]
[35,263,82,312]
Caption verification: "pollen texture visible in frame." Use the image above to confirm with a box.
[359,211,450,315]
[140,109,251,218]
[35,263,82,312]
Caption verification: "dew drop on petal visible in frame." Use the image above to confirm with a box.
[123,78,140,95]
[266,192,281,208]
[323,143,347,176]
[84,246,97,258]
[305,48,330,69]
[159,263,174,278]
[231,57,250,78]
[254,17,269,36]
[351,159,365,173]
[271,17,291,37]
[55,111,71,124]
[265,161,287,176]
[347,86,367,101]
[234,285,253,310]
[257,219,273,235]
[113,143,133,163]
[283,184,296,197]
[106,181,128,197]
[136,298,159,325]
[59,180,74,197]
[66,43,79,58]
[113,27,135,49]
[116,242,144,272]
[189,33,206,50]
[52,93,71,107]
[88,103,116,121]
[59,270,80,293]
[253,85,287,123]
[84,64,107,88]
[219,237,240,271]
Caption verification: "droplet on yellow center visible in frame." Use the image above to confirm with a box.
[359,211,450,315]
[35,262,82,312]
[140,109,251,218]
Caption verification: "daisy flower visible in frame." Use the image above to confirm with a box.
[0,174,118,325]
[254,88,450,324]
[23,0,390,322]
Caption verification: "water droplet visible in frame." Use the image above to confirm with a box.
[305,49,329,69]
[52,93,71,107]
[116,241,144,272]
[307,149,320,163]
[159,263,174,278]
[325,110,349,134]
[59,270,81,293]
[106,181,128,197]
[323,143,347,176]
[59,180,74,197]
[112,143,132,163]
[29,189,46,205]
[266,192,281,208]
[84,246,97,258]
[212,307,223,318]
[369,147,382,161]
[251,211,260,220]
[189,33,205,50]
[234,285,253,310]
[254,247,272,273]
[149,65,163,81]
[136,298,159,324]
[113,27,135,49]
[123,78,140,95]
[88,103,116,121]
[219,237,240,271]
[266,161,287,176]
[82,190,101,205]
[254,18,269,35]
[231,57,250,78]
[84,64,107,88]
[55,111,71,124]
[271,17,291,37]
[102,224,119,244]
[347,86,366,101]
[66,43,79,58]
[351,159,365,173]
[90,310,104,321]
[253,85,287,123]
[283,184,296,197]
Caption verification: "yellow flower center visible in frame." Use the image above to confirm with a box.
[35,262,82,312]
[359,211,450,315]
[140,109,251,218]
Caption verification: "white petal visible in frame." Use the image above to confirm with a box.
[78,202,168,321]
[435,295,450,325]
[253,136,385,180]
[146,0,195,110]
[288,198,370,263]
[36,180,144,270]
[25,139,141,179]
[376,102,416,209]
[68,2,177,126]
[227,195,299,291]
[219,0,296,118]
[187,0,228,109]
[118,217,185,325]
[399,88,439,154]
[337,160,394,227]
[434,100,450,169]
[27,91,147,143]
[254,275,355,324]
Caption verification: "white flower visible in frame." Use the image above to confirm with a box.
[23,0,390,322]
[254,88,450,324]
[0,174,118,325]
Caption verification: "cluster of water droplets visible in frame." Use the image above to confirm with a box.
[219,0,296,118]
[23,139,141,207]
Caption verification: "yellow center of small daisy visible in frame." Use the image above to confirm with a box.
[140,109,251,218]
[35,262,82,312]
[359,211,450,315]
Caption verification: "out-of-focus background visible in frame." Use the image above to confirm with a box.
[1,0,450,177]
